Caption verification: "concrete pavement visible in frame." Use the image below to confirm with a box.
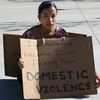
[0,0,100,100]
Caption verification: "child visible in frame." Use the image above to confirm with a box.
[17,0,69,84]
[17,1,100,100]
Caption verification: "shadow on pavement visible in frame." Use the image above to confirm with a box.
[72,95,90,99]
[0,79,24,100]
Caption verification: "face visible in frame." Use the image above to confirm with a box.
[38,6,57,30]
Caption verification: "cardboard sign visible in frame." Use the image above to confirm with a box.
[20,39,40,99]
[20,37,97,99]
[3,32,86,77]
[3,34,21,77]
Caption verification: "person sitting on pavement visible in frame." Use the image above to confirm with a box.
[17,1,100,100]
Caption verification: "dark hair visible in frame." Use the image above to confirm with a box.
[38,1,58,15]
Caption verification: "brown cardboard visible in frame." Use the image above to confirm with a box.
[39,37,97,98]
[68,32,86,37]
[20,36,97,99]
[3,34,21,77]
[3,32,86,77]
[20,39,40,99]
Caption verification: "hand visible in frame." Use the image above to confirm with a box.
[96,72,100,88]
[18,58,24,69]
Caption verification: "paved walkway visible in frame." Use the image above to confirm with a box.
[0,0,100,100]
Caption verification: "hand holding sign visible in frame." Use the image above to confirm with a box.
[96,72,100,88]
[18,58,24,69]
